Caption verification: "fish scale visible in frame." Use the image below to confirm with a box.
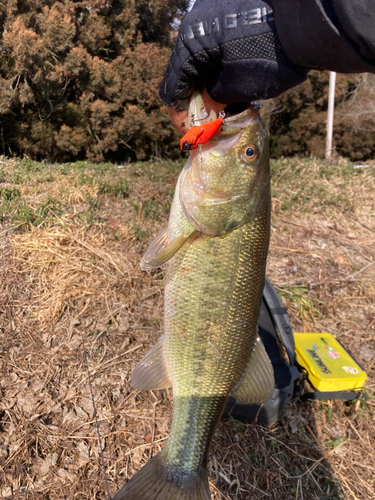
[163,209,270,475]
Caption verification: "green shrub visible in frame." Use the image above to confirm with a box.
[0,0,188,162]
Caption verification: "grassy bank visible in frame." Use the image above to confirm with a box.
[0,156,374,499]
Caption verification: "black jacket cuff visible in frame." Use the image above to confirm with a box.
[271,0,375,74]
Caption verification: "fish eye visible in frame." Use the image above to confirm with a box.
[242,145,258,162]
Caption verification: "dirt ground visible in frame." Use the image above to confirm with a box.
[0,156,374,500]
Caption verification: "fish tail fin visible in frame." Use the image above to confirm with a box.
[112,451,211,500]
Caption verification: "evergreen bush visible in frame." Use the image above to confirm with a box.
[0,0,188,161]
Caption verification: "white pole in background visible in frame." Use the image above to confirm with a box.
[326,71,336,161]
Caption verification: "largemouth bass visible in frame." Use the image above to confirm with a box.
[113,94,274,500]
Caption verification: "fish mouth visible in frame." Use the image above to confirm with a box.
[187,91,259,131]
[188,103,260,158]
[187,90,217,128]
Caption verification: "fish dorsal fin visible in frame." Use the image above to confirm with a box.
[131,336,172,390]
[230,337,274,404]
[140,227,195,271]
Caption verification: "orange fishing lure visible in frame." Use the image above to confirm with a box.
[180,116,223,151]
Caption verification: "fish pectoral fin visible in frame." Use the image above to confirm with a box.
[230,337,274,404]
[140,227,168,271]
[140,227,195,270]
[131,336,172,390]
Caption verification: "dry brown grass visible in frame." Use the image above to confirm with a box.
[9,223,134,325]
[0,157,374,500]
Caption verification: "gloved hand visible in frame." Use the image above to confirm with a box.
[159,0,308,114]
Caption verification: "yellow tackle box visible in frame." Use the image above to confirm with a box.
[294,332,367,392]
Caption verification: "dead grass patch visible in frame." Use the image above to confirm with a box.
[0,157,374,499]
[9,223,134,326]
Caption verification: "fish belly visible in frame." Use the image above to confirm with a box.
[163,204,270,474]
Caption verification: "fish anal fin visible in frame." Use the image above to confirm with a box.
[131,336,172,390]
[112,452,211,500]
[230,337,274,404]
[140,228,195,271]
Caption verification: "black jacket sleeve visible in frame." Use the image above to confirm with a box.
[270,0,375,73]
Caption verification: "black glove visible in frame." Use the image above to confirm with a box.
[159,0,308,111]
